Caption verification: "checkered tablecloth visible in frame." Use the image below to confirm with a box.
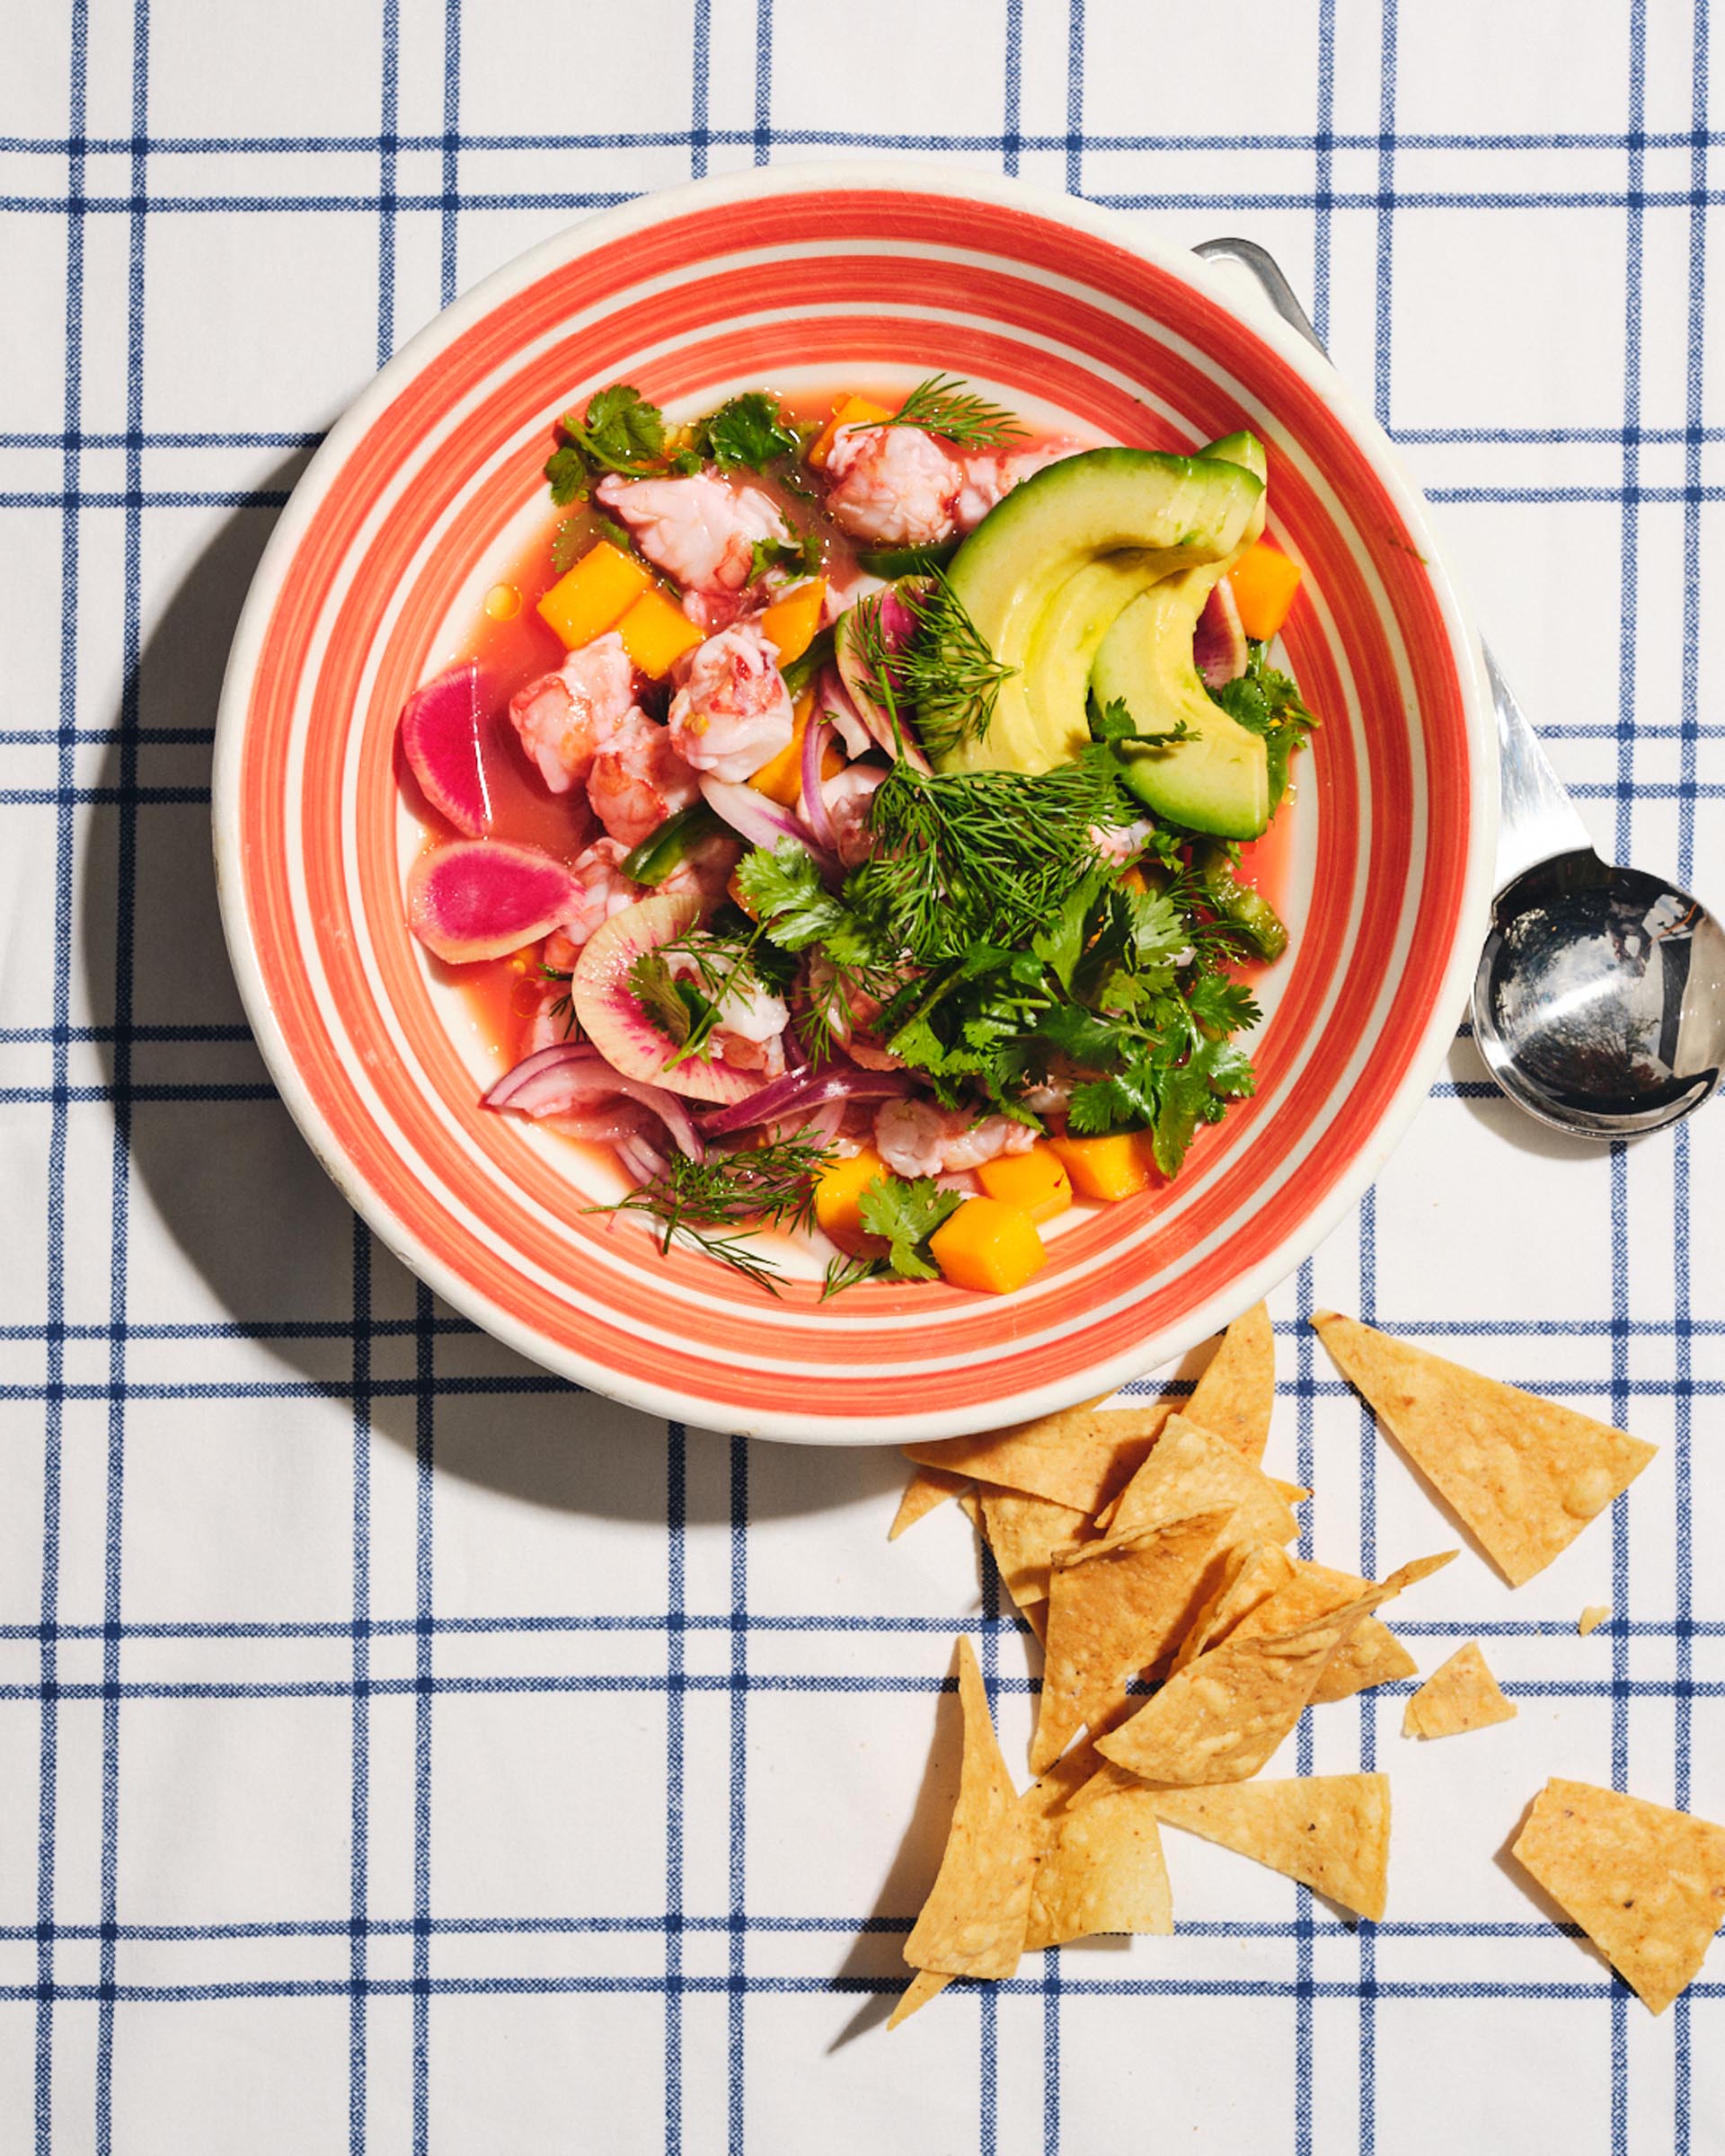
[3,3,1721,2150]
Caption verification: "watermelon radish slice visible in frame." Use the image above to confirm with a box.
[400,662,494,835]
[571,892,767,1105]
[407,838,578,964]
[1193,578,1249,688]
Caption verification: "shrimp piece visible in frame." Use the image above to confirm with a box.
[668,623,795,783]
[807,950,903,1072]
[659,826,743,909]
[595,473,788,596]
[822,425,965,547]
[506,632,636,793]
[873,1098,1036,1180]
[953,442,1081,533]
[587,710,702,848]
[666,951,789,1077]
[542,837,642,969]
[1088,817,1154,869]
[823,761,885,868]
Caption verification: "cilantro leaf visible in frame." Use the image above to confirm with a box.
[857,1174,964,1280]
[566,384,668,474]
[737,843,854,953]
[1206,642,1315,810]
[1089,694,1194,749]
[748,526,823,583]
[545,446,589,508]
[630,950,695,1049]
[695,391,801,471]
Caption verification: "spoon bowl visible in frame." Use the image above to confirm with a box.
[1472,852,1725,1138]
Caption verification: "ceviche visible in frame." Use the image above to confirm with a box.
[397,375,1313,1296]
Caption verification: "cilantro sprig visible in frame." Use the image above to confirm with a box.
[546,383,807,504]
[857,1175,964,1280]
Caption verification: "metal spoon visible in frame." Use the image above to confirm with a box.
[1195,237,1725,1138]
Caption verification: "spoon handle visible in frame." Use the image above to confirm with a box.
[1192,238,1597,892]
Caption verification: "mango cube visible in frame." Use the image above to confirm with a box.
[929,1198,1048,1295]
[976,1143,1073,1224]
[759,577,826,667]
[1227,540,1304,641]
[536,540,652,649]
[749,688,842,806]
[1048,1132,1152,1203]
[615,585,703,678]
[815,1148,889,1241]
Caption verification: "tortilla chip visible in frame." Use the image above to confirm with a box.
[978,1485,1090,1610]
[1402,1640,1516,1738]
[1168,1541,1298,1676]
[1579,1604,1612,1636]
[1186,1302,1276,1464]
[887,1966,952,2028]
[1512,1777,1725,2015]
[903,1638,1035,1983]
[1237,1559,1419,1706]
[1312,1311,1658,1586]
[904,1399,1174,1515]
[1031,1507,1238,1774]
[1019,1597,1048,1645]
[889,1464,970,1540]
[1152,1773,1392,1922]
[1091,1551,1455,1787]
[1026,1790,1175,1948]
[1108,1414,1302,1549]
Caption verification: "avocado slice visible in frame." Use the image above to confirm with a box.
[1092,433,1273,839]
[935,448,1264,776]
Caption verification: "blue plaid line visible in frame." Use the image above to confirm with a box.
[727,1431,748,2156]
[33,9,91,2146]
[412,1278,436,2156]
[4,127,1725,155]
[665,1422,686,2156]
[348,1217,372,2156]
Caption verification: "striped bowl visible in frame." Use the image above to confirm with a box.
[213,164,1495,1445]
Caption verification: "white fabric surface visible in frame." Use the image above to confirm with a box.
[1,3,1721,2150]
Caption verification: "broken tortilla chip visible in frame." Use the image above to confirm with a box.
[978,1485,1091,1611]
[1186,1302,1277,1464]
[1026,1790,1174,1948]
[1312,1311,1657,1586]
[1091,1551,1455,1787]
[1243,1559,1418,1706]
[903,1399,1174,1515]
[1512,1778,1725,2015]
[887,1966,952,2028]
[889,1464,970,1540]
[1169,1541,1298,1676]
[1107,1414,1302,1550]
[1152,1773,1391,1922]
[1031,1507,1238,1775]
[1579,1604,1611,1637]
[1402,1641,1516,1738]
[901,1638,1035,1990]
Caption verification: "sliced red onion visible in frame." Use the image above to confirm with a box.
[695,773,838,877]
[800,716,838,853]
[818,666,874,759]
[1194,578,1249,686]
[795,1099,846,1149]
[698,1061,911,1137]
[483,1041,703,1159]
[613,1128,668,1187]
